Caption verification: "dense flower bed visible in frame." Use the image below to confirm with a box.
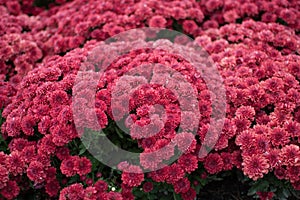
[0,0,300,200]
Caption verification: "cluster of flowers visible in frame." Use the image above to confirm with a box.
[196,19,300,190]
[1,41,94,199]
[199,0,300,31]
[1,0,300,90]
[31,0,300,56]
[0,0,300,199]
[0,0,72,16]
[0,3,45,112]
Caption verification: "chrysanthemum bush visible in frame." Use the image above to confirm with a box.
[0,0,300,200]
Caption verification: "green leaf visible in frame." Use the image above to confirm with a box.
[247,180,269,196]
[68,175,79,184]
[282,188,290,198]
[79,147,86,155]
[115,128,124,139]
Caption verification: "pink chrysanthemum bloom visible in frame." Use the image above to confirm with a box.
[121,165,144,187]
[0,180,20,200]
[148,15,167,28]
[242,154,270,181]
[204,153,224,174]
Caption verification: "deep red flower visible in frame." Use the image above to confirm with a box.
[180,187,197,200]
[174,132,196,154]
[148,16,167,28]
[257,191,274,200]
[274,166,286,180]
[242,154,269,180]
[84,186,97,199]
[280,145,300,165]
[45,179,60,197]
[204,153,224,174]
[142,182,153,193]
[266,149,281,168]
[292,180,300,190]
[103,191,123,200]
[270,127,290,147]
[221,152,233,171]
[21,145,37,163]
[223,10,240,23]
[148,166,169,182]
[6,151,25,176]
[59,183,85,200]
[74,157,92,176]
[21,115,36,136]
[60,156,77,177]
[94,180,108,194]
[173,177,190,194]
[8,138,28,152]
[0,180,20,200]
[27,161,46,183]
[182,20,198,35]
[140,151,163,171]
[178,153,198,173]
[0,165,9,189]
[287,165,300,183]
[235,130,255,149]
[253,134,269,153]
[235,106,255,120]
[121,165,144,187]
[55,147,70,160]
[166,164,185,184]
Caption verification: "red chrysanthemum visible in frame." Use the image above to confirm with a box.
[253,134,269,153]
[103,191,123,200]
[235,130,255,149]
[49,90,69,106]
[181,187,197,200]
[45,179,60,197]
[242,154,270,181]
[173,132,196,154]
[257,191,274,200]
[20,115,36,136]
[55,147,70,160]
[0,165,9,189]
[140,152,163,171]
[142,182,153,193]
[221,152,233,171]
[266,149,281,168]
[45,167,57,181]
[59,183,85,200]
[94,180,108,194]
[148,15,167,28]
[166,164,185,184]
[287,165,300,183]
[0,180,20,200]
[235,106,255,120]
[27,161,46,183]
[274,166,286,180]
[270,127,290,147]
[6,151,25,176]
[173,177,190,194]
[21,145,37,163]
[60,156,77,177]
[148,166,169,182]
[292,180,300,190]
[204,153,224,174]
[182,20,198,35]
[280,145,300,165]
[8,138,30,152]
[178,153,198,173]
[74,156,92,176]
[121,165,144,187]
